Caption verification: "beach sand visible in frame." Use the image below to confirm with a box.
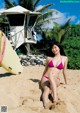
[0,65,80,113]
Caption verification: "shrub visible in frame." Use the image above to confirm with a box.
[61,37,80,69]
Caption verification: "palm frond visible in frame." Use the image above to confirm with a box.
[4,0,14,8]
[53,22,59,28]
[36,10,56,22]
[36,17,60,27]
[36,4,53,12]
[36,19,50,26]
[61,18,71,29]
[58,29,65,42]
[28,0,34,11]
[43,10,57,19]
[19,0,34,10]
[34,0,41,7]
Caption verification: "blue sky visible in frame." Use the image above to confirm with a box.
[0,0,80,25]
[38,0,80,25]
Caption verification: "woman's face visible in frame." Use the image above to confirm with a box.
[51,44,60,55]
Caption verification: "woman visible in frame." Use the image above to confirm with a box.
[41,41,68,109]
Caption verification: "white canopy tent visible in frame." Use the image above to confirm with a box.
[0,5,41,53]
[1,5,40,15]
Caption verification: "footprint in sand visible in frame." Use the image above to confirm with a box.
[50,101,68,113]
[19,96,43,112]
[20,96,34,106]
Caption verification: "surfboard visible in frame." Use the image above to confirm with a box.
[0,30,23,75]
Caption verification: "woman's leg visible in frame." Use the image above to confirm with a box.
[42,86,50,108]
[41,78,52,108]
[48,74,59,104]
[56,77,60,87]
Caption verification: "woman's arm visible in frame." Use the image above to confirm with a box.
[42,57,49,76]
[63,57,68,84]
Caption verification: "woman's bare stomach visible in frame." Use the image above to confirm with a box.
[41,67,60,84]
[44,67,60,77]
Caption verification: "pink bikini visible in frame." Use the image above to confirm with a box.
[43,58,64,80]
[48,59,64,70]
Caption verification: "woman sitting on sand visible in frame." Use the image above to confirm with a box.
[41,41,68,109]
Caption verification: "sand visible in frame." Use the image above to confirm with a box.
[0,65,80,113]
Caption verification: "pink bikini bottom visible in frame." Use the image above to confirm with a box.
[43,75,60,81]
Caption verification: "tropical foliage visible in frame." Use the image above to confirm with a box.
[3,0,80,69]
[4,0,56,32]
[4,0,16,8]
[62,36,80,69]
[31,24,80,69]
[69,24,80,37]
[0,15,7,23]
[61,24,80,69]
[30,19,71,56]
[45,18,71,43]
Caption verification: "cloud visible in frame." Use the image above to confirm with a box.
[52,11,67,25]
[41,11,68,28]
[0,8,5,15]
[35,5,43,11]
[36,5,77,28]
[52,11,76,25]
[0,8,5,11]
[42,10,76,28]
[69,16,76,21]
[76,20,80,24]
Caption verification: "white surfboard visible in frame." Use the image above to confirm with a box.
[0,30,23,75]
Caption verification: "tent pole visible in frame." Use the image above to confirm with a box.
[24,14,30,55]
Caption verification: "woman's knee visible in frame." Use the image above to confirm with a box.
[43,87,50,93]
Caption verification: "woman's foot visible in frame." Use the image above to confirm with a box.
[47,99,60,110]
[53,98,61,106]
[44,101,53,109]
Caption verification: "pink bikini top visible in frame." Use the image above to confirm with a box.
[48,58,64,70]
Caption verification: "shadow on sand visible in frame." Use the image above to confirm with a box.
[0,72,13,78]
[29,78,43,101]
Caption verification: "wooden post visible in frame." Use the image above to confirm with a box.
[24,14,31,55]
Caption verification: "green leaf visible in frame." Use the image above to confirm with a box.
[36,4,53,12]
[34,0,41,7]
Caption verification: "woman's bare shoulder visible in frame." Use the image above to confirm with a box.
[61,55,68,61]
[46,56,52,60]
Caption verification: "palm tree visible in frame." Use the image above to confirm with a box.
[4,0,57,32]
[45,18,71,43]
[4,0,16,8]
[19,0,34,11]
[4,0,59,54]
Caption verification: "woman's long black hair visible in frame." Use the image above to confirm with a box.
[46,40,66,57]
